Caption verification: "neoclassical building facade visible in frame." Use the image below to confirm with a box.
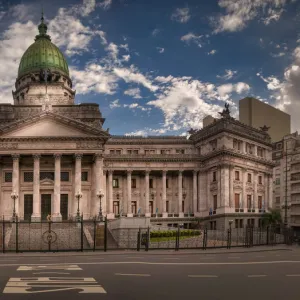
[0,16,275,229]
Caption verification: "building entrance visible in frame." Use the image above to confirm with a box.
[41,194,51,220]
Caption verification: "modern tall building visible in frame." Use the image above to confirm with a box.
[0,16,275,230]
[239,97,291,142]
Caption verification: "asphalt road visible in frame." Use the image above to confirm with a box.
[0,249,300,299]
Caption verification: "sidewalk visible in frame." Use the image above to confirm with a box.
[0,245,295,257]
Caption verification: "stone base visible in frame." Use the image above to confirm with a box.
[51,214,62,222]
[162,212,168,218]
[106,213,115,220]
[31,214,41,222]
[127,213,133,218]
[179,212,184,218]
[145,213,151,218]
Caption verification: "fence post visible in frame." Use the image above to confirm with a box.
[80,215,84,252]
[266,226,269,245]
[145,227,150,252]
[2,219,5,254]
[93,218,96,252]
[16,220,18,253]
[137,228,141,251]
[202,228,207,250]
[227,228,231,249]
[104,217,107,252]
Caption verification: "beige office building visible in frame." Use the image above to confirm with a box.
[239,97,291,142]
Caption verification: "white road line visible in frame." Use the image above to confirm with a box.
[248,275,267,278]
[85,258,105,260]
[33,272,71,275]
[125,257,144,259]
[286,274,300,277]
[17,265,82,271]
[0,261,300,267]
[188,275,218,278]
[115,273,151,277]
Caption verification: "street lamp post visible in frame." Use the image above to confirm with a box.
[96,190,104,221]
[75,191,82,222]
[11,191,18,222]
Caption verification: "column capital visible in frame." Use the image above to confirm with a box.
[33,154,41,160]
[144,170,150,176]
[162,169,168,175]
[11,154,20,161]
[127,169,133,174]
[74,153,83,160]
[108,169,114,175]
[53,153,62,160]
[193,170,199,175]
[93,153,103,161]
[178,170,183,175]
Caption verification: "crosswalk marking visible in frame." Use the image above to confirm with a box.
[3,277,106,294]
[17,265,82,271]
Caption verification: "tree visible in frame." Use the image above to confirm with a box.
[263,209,282,227]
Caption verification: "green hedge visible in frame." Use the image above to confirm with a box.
[150,229,201,238]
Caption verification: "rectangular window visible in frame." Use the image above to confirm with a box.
[61,172,69,182]
[213,171,217,182]
[258,196,262,209]
[166,201,169,213]
[258,219,263,227]
[109,150,115,154]
[40,172,54,181]
[113,201,119,215]
[257,147,264,157]
[276,197,280,204]
[235,171,240,181]
[258,175,262,184]
[131,178,136,189]
[246,143,253,154]
[182,177,185,188]
[239,219,244,228]
[247,195,252,209]
[161,149,170,154]
[113,178,119,188]
[235,193,240,208]
[166,178,169,189]
[131,201,137,214]
[213,195,217,211]
[275,178,280,185]
[176,149,185,154]
[233,139,241,151]
[24,172,33,182]
[182,201,185,213]
[115,150,121,155]
[235,219,239,229]
[149,178,153,188]
[81,171,88,182]
[210,139,217,150]
[247,173,252,183]
[149,201,153,214]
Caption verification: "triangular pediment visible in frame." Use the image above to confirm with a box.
[0,112,110,138]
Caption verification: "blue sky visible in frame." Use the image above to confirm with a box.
[0,0,300,135]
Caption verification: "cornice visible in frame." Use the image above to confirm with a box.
[107,136,192,145]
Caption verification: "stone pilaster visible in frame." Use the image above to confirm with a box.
[253,170,258,211]
[127,170,132,217]
[102,170,107,216]
[193,170,198,213]
[178,170,183,217]
[206,171,210,211]
[53,154,62,221]
[221,164,230,208]
[74,154,82,216]
[94,153,103,217]
[229,166,234,208]
[268,174,272,210]
[107,170,114,217]
[162,170,167,217]
[199,171,207,212]
[32,154,41,221]
[12,154,20,216]
[242,168,247,210]
[264,173,268,210]
[145,170,150,217]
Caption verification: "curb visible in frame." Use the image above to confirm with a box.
[0,247,293,258]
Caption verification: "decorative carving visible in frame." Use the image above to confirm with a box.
[260,125,270,132]
[11,154,20,160]
[74,153,83,160]
[33,154,41,160]
[218,102,232,119]
[76,142,102,149]
[0,143,18,150]
[53,154,62,160]
[188,128,197,135]
[210,182,218,191]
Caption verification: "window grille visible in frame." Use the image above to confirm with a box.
[40,172,54,181]
[61,172,69,182]
[24,172,33,182]
[81,171,88,181]
[4,172,12,182]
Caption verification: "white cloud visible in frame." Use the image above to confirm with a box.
[106,42,119,61]
[157,47,165,53]
[124,88,142,99]
[98,0,112,10]
[80,0,97,16]
[171,7,191,23]
[181,33,203,48]
[114,66,159,92]
[110,99,121,109]
[0,21,37,103]
[71,63,118,95]
[122,55,130,62]
[217,69,238,80]
[270,52,285,58]
[98,31,108,45]
[120,44,129,51]
[9,4,33,21]
[235,82,250,94]
[212,0,290,33]
[208,49,217,55]
[257,73,282,90]
[152,28,160,36]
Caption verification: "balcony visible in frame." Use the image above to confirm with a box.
[235,208,244,213]
[247,209,256,213]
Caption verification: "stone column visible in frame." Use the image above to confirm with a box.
[268,174,272,210]
[242,168,247,211]
[145,170,150,217]
[74,154,82,217]
[229,166,234,208]
[53,154,62,221]
[253,171,258,212]
[264,173,268,211]
[12,154,20,217]
[94,153,103,217]
[32,154,41,221]
[222,165,230,209]
[162,170,167,217]
[178,170,183,217]
[127,170,132,217]
[206,171,210,211]
[193,170,198,214]
[199,171,207,213]
[107,170,114,218]
[102,170,107,216]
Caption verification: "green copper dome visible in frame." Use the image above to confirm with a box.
[18,14,69,78]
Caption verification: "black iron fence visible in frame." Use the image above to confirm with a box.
[0,219,293,253]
